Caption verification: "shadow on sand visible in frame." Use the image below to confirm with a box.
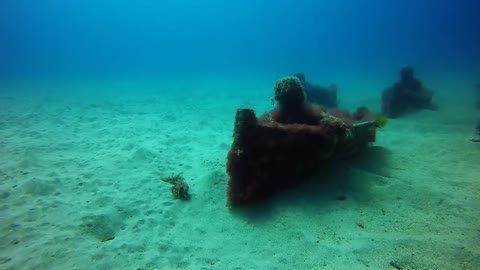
[230,146,392,222]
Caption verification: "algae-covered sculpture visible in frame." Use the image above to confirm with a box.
[381,65,437,118]
[294,72,338,108]
[226,76,382,206]
[161,174,190,200]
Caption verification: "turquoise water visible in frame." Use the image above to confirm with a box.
[0,1,479,270]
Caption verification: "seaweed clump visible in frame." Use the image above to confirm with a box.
[161,174,190,200]
[374,112,388,128]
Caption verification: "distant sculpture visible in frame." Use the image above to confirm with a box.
[226,76,383,206]
[472,84,480,142]
[294,72,338,108]
[475,83,480,109]
[381,65,436,118]
[472,120,480,142]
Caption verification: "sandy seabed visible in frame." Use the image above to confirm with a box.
[0,76,479,270]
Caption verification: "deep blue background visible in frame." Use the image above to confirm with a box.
[1,0,479,80]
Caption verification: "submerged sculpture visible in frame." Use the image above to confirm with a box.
[476,83,480,109]
[472,120,480,143]
[294,72,338,108]
[226,76,382,206]
[381,65,437,118]
[473,84,480,142]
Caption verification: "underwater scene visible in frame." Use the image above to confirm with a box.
[1,0,479,269]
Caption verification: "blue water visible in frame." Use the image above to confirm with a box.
[1,1,480,270]
[1,0,479,81]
